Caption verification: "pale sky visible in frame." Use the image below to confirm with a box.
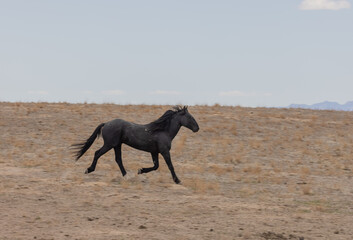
[0,0,352,107]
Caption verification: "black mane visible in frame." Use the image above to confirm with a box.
[147,106,187,133]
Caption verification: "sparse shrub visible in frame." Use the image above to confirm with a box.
[230,123,237,136]
[208,164,233,175]
[302,185,313,195]
[183,177,220,194]
[242,164,262,174]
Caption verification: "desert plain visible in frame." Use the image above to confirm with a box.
[0,102,352,239]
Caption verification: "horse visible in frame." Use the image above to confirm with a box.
[72,106,199,184]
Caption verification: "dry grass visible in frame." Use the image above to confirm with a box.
[1,102,353,239]
[301,185,313,195]
[183,177,220,194]
[242,163,262,174]
[208,164,233,175]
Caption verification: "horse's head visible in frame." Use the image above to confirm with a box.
[178,106,199,133]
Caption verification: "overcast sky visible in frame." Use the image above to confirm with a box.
[0,0,352,107]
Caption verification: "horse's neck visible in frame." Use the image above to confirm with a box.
[168,116,181,140]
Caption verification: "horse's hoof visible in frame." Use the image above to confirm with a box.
[138,169,142,174]
[85,169,89,174]
[174,178,181,184]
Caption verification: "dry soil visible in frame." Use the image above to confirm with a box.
[0,102,352,239]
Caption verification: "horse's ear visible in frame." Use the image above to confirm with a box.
[182,106,188,114]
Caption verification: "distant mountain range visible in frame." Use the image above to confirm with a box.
[288,101,353,111]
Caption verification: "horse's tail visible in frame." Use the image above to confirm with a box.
[71,123,105,161]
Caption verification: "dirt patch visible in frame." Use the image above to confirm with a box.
[260,231,304,240]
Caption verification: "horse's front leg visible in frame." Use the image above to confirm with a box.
[161,151,180,184]
[138,152,159,174]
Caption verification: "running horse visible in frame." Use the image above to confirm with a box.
[72,106,199,184]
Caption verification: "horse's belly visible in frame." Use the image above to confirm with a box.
[125,140,157,152]
[122,133,157,152]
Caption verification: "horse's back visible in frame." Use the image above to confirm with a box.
[101,119,149,147]
[103,118,158,151]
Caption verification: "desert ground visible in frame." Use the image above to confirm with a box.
[0,102,352,239]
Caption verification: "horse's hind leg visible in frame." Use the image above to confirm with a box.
[138,152,159,174]
[114,145,126,176]
[85,144,112,174]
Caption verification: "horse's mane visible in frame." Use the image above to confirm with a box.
[147,106,187,133]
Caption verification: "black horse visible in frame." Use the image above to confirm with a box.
[72,106,199,184]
